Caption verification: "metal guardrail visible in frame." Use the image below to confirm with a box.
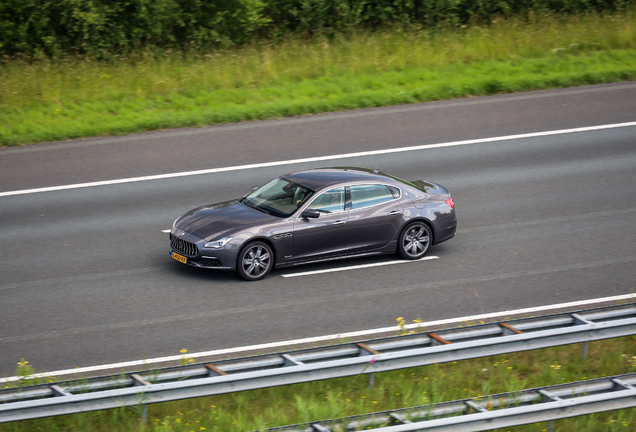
[263,373,636,432]
[1,303,635,423]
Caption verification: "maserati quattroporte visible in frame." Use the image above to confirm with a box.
[169,168,456,281]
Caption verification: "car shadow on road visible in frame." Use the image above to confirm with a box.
[273,247,452,278]
[166,243,455,282]
[166,258,240,283]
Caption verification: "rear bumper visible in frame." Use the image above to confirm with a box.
[433,209,457,244]
[435,222,457,244]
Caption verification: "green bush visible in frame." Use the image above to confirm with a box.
[0,0,633,57]
[0,0,271,57]
[262,0,634,37]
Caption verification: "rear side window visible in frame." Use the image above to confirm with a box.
[350,184,395,209]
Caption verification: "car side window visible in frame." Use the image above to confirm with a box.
[350,184,395,209]
[388,185,401,198]
[306,188,345,214]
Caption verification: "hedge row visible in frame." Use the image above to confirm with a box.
[0,0,633,57]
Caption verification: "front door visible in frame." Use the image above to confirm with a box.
[292,187,348,259]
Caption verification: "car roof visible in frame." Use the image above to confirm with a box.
[282,167,393,191]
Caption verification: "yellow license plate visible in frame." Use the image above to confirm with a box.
[171,251,187,264]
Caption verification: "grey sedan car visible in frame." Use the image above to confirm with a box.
[170,167,456,281]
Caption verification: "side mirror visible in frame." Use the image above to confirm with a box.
[301,209,320,219]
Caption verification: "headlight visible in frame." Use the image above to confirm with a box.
[204,237,233,249]
[172,217,181,229]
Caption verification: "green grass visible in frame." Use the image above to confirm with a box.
[2,336,636,431]
[1,10,635,146]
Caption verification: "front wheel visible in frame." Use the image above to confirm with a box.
[398,222,432,260]
[237,241,273,281]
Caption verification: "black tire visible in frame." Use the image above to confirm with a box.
[398,222,432,260]
[237,241,274,281]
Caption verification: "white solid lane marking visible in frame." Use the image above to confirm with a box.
[1,293,634,383]
[1,121,635,198]
[282,256,439,278]
[161,229,171,233]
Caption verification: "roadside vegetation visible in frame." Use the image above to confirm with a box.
[3,334,636,432]
[1,9,635,146]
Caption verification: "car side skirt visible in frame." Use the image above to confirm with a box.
[274,241,398,268]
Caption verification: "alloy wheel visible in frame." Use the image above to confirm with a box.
[399,223,431,259]
[238,242,273,281]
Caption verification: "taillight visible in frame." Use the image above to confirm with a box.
[445,198,455,208]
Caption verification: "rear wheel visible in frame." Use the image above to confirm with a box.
[398,222,432,260]
[237,241,273,281]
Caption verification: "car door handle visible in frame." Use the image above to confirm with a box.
[333,220,346,225]
[388,210,403,216]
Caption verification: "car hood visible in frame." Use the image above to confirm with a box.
[175,200,277,240]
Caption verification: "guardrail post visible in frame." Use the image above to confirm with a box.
[282,354,304,367]
[465,400,488,413]
[572,314,594,360]
[50,385,73,397]
[548,420,555,432]
[131,374,150,423]
[368,373,375,389]
[428,333,452,346]
[205,363,227,377]
[500,322,523,335]
[357,343,380,389]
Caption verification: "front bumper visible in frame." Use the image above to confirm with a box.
[169,250,233,270]
[169,230,237,270]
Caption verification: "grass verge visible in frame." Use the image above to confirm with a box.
[1,10,635,146]
[2,336,636,431]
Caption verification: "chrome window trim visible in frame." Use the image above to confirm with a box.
[348,183,401,212]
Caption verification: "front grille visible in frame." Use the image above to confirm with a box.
[200,258,222,267]
[170,234,198,256]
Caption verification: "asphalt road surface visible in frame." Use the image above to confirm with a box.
[1,82,635,377]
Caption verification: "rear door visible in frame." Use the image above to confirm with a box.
[346,184,403,251]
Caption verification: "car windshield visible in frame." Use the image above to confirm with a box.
[243,177,314,217]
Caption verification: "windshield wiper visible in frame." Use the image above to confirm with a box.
[243,199,282,217]
[245,201,272,215]
[255,206,274,216]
